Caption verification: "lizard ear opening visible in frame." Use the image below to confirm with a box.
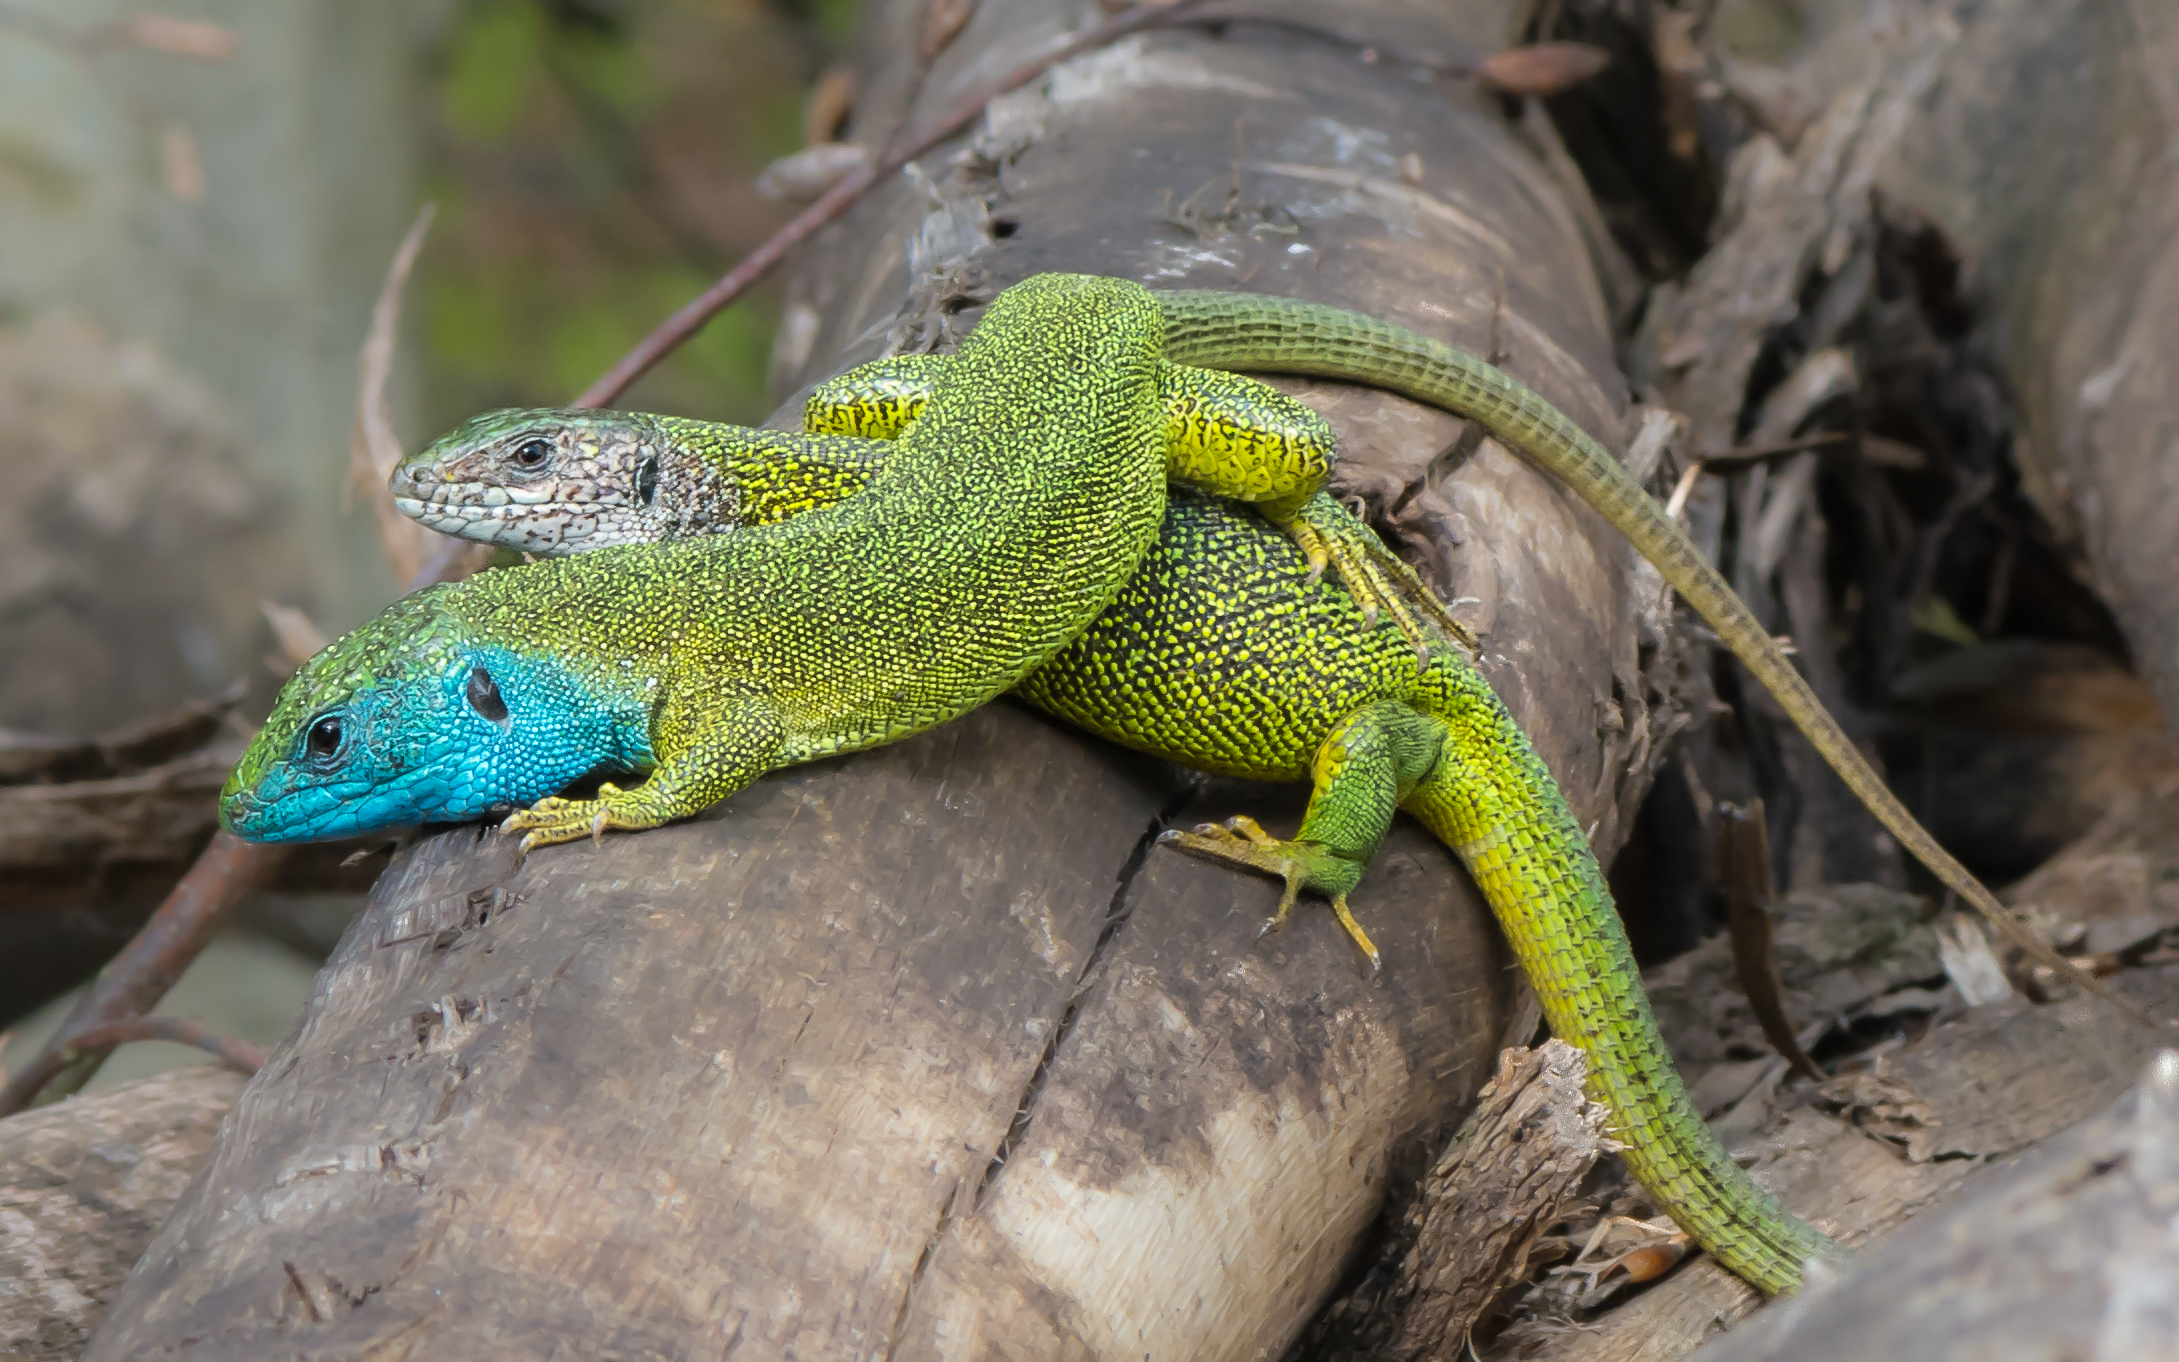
[466,666,510,725]
[636,454,660,507]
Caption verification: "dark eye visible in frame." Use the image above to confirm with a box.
[304,715,344,760]
[466,666,509,723]
[512,438,552,469]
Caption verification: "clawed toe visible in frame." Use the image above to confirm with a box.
[501,796,611,852]
[1160,820,1381,968]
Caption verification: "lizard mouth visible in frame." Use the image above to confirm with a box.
[393,495,490,532]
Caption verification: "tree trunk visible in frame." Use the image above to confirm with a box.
[83,2,1682,1356]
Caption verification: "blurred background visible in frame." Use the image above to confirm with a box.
[0,0,854,1083]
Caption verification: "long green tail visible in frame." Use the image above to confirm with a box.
[1405,655,1836,1292]
[1154,289,2114,1008]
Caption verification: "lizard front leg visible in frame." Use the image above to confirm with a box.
[1157,363,1464,653]
[502,692,786,851]
[803,354,947,438]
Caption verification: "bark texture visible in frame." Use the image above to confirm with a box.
[1519,966,2179,1362]
[83,3,1678,1357]
[0,1068,244,1361]
[1687,1048,2179,1362]
[1386,1041,1610,1361]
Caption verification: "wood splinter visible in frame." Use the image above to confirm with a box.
[1383,1039,1615,1360]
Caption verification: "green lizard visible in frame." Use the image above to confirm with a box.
[379,286,2125,1288]
[388,412,1844,1293]
[230,278,2088,1295]
[218,273,1423,848]
[779,292,2111,1000]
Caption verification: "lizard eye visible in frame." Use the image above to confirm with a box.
[511,438,553,469]
[303,714,344,762]
[466,666,509,724]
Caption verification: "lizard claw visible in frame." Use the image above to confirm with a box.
[503,793,617,851]
[1160,816,1380,968]
[1282,494,1476,655]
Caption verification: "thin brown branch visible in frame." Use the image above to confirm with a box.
[1697,429,1847,471]
[574,0,1209,410]
[349,203,439,585]
[57,1017,268,1074]
[0,832,280,1114]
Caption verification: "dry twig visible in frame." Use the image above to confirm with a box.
[574,0,1213,409]
[0,831,278,1113]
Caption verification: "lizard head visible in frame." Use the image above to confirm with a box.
[390,408,707,556]
[221,587,651,843]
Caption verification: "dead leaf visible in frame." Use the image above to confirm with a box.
[1720,800,1824,1080]
[260,602,327,668]
[802,64,855,147]
[1477,43,1611,97]
[1650,9,1705,161]
[918,0,980,58]
[1816,1061,1942,1162]
[160,125,204,204]
[1615,1239,1690,1284]
[1935,913,2015,1006]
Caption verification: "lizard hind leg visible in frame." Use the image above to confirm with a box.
[1159,815,1377,964]
[1156,701,1447,969]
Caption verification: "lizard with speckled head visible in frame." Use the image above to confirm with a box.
[379,399,1847,1293]
[225,278,2115,1293]
[219,274,1423,849]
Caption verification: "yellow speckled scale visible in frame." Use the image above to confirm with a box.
[1028,493,1837,1292]
[1152,289,2098,1000]
[802,353,948,440]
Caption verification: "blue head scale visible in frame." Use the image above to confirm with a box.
[220,588,648,843]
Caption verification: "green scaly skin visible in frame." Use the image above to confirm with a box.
[393,419,1841,1291]
[1151,291,2109,1005]
[219,275,1423,850]
[785,295,2112,1009]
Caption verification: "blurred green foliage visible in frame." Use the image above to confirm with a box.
[419,0,850,430]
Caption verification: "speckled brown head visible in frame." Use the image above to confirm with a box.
[391,408,735,554]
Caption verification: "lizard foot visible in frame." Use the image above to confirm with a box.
[1287,496,1476,657]
[500,782,645,852]
[1158,815,1380,969]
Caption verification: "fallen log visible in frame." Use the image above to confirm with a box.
[82,1,1686,1355]
[0,1068,244,1361]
